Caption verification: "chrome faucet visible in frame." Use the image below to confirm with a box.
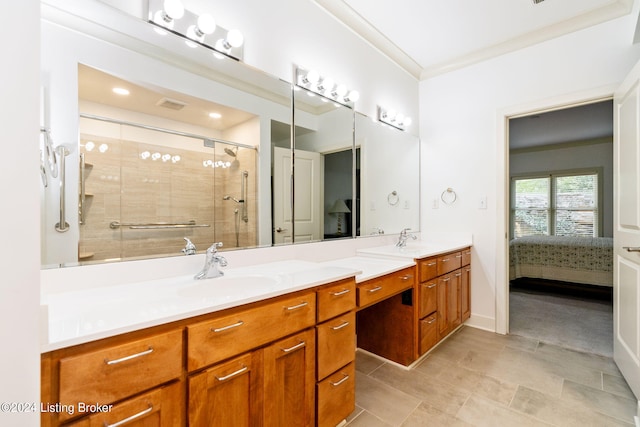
[195,242,227,280]
[181,237,197,255]
[396,228,417,248]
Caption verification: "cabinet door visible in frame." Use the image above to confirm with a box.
[316,312,356,380]
[188,353,257,427]
[317,362,355,427]
[263,329,315,427]
[436,275,450,338]
[419,314,438,355]
[450,270,462,329]
[462,266,471,322]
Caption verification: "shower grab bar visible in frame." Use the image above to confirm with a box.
[109,220,210,230]
[79,153,86,224]
[241,170,248,223]
[55,146,70,233]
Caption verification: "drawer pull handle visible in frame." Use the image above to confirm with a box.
[104,347,153,365]
[400,274,413,281]
[105,404,153,427]
[466,251,471,255]
[426,262,436,267]
[331,321,350,330]
[442,278,451,282]
[441,258,450,262]
[285,301,309,311]
[281,341,306,353]
[215,365,249,382]
[330,374,350,387]
[623,247,640,252]
[367,286,383,293]
[212,320,244,333]
[455,273,462,277]
[426,318,436,324]
[456,254,462,258]
[466,268,471,272]
[331,289,351,296]
[427,283,437,289]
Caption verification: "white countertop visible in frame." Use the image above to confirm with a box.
[41,260,360,352]
[319,257,415,282]
[356,238,472,260]
[41,237,472,353]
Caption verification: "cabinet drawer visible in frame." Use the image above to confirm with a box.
[65,381,183,427]
[437,252,462,276]
[316,311,355,380]
[418,257,438,282]
[419,280,438,318]
[58,329,182,422]
[317,279,356,323]
[188,292,316,371]
[462,247,471,267]
[316,362,355,427]
[419,314,438,355]
[357,267,415,308]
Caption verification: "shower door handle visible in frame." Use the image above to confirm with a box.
[275,227,287,233]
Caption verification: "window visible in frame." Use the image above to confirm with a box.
[511,171,599,238]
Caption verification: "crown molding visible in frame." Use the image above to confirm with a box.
[314,0,633,81]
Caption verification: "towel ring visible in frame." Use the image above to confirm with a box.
[387,191,399,206]
[441,188,457,205]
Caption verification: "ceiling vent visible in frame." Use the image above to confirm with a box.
[156,97,188,111]
[532,0,545,4]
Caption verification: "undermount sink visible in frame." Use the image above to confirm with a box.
[177,275,281,299]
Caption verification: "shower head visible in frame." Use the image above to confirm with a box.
[224,146,238,157]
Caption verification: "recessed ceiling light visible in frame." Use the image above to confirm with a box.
[209,112,222,119]
[112,87,130,96]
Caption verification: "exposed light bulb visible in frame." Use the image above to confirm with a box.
[209,112,222,119]
[403,117,412,127]
[98,144,109,153]
[186,14,216,43]
[395,114,405,125]
[152,152,161,161]
[140,151,151,160]
[226,29,244,48]
[304,69,320,85]
[344,90,359,103]
[317,77,334,93]
[333,84,347,98]
[162,154,171,162]
[163,0,184,20]
[171,155,181,163]
[85,141,95,152]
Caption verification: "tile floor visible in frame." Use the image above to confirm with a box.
[346,326,638,426]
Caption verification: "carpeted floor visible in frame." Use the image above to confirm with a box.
[509,287,613,357]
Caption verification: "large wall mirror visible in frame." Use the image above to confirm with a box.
[40,1,420,269]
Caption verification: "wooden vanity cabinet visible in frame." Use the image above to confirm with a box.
[417,247,471,356]
[315,277,356,426]
[42,278,358,427]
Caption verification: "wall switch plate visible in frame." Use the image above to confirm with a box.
[404,200,410,209]
[432,198,439,209]
[479,196,487,209]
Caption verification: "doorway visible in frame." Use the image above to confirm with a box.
[504,100,614,355]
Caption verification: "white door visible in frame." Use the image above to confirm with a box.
[272,147,322,244]
[614,59,640,400]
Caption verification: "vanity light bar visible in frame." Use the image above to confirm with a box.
[377,106,412,131]
[295,66,360,107]
[147,0,244,61]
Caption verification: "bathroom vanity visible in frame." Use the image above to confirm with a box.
[40,238,471,426]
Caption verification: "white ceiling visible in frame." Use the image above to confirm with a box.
[314,0,635,79]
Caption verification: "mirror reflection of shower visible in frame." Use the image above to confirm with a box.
[223,169,249,247]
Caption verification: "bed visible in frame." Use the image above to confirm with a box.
[509,236,613,287]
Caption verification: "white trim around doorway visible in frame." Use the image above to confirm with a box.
[495,84,617,335]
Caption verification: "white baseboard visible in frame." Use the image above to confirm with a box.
[464,314,495,333]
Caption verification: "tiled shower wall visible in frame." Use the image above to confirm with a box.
[79,134,257,263]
